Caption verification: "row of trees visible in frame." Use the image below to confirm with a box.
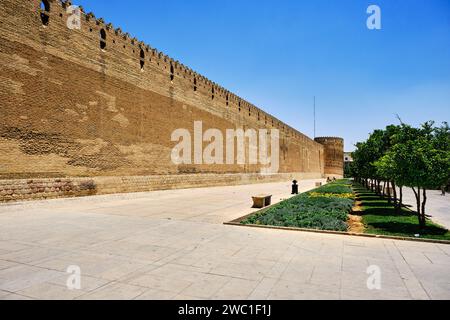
[350,121,450,229]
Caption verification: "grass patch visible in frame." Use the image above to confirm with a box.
[310,183,353,195]
[353,184,450,241]
[241,180,353,231]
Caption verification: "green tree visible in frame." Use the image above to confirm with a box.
[353,121,450,229]
[388,122,450,228]
[374,125,402,208]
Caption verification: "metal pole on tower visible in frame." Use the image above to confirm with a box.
[314,96,316,139]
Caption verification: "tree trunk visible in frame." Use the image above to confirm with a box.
[391,181,397,209]
[412,187,425,229]
[422,188,427,221]
[387,181,392,205]
[419,214,426,229]
[398,186,403,212]
[417,186,421,216]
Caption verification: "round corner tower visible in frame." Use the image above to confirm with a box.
[314,137,344,178]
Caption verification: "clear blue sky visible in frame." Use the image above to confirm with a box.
[74,0,450,151]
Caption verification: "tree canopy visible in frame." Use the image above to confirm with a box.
[351,121,450,228]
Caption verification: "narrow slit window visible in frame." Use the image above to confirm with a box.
[140,49,145,70]
[193,78,197,91]
[170,64,174,81]
[211,87,215,100]
[100,29,107,50]
[39,0,50,26]
[226,95,229,106]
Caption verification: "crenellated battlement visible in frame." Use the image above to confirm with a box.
[314,137,344,145]
[32,0,306,140]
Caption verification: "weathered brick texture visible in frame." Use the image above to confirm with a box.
[314,137,345,177]
[0,0,343,202]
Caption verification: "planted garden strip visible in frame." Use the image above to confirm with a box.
[352,183,450,241]
[239,180,355,232]
[226,179,450,244]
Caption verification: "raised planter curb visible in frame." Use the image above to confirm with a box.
[224,220,450,245]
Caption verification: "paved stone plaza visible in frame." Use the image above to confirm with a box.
[0,179,449,300]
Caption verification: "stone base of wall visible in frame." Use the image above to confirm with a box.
[0,172,323,203]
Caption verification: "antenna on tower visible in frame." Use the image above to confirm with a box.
[313,96,316,139]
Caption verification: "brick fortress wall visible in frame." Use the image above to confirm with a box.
[0,0,343,202]
[314,137,344,177]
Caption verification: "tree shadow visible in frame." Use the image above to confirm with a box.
[358,195,380,200]
[354,185,449,237]
[359,200,399,209]
[355,188,417,216]
[369,222,448,236]
[361,206,416,217]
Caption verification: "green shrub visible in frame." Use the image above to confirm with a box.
[241,179,355,232]
[310,184,353,194]
[334,179,352,185]
[242,195,352,231]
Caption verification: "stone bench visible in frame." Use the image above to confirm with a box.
[252,194,272,209]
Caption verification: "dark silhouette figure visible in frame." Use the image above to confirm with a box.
[291,180,299,195]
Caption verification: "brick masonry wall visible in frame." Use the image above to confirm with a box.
[0,172,319,203]
[0,177,96,202]
[0,0,342,202]
[314,137,344,177]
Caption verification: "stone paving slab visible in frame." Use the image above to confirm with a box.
[0,180,449,300]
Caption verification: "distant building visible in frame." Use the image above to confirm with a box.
[344,152,353,163]
[343,152,353,177]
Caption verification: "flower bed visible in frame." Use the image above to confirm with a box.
[241,180,354,231]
